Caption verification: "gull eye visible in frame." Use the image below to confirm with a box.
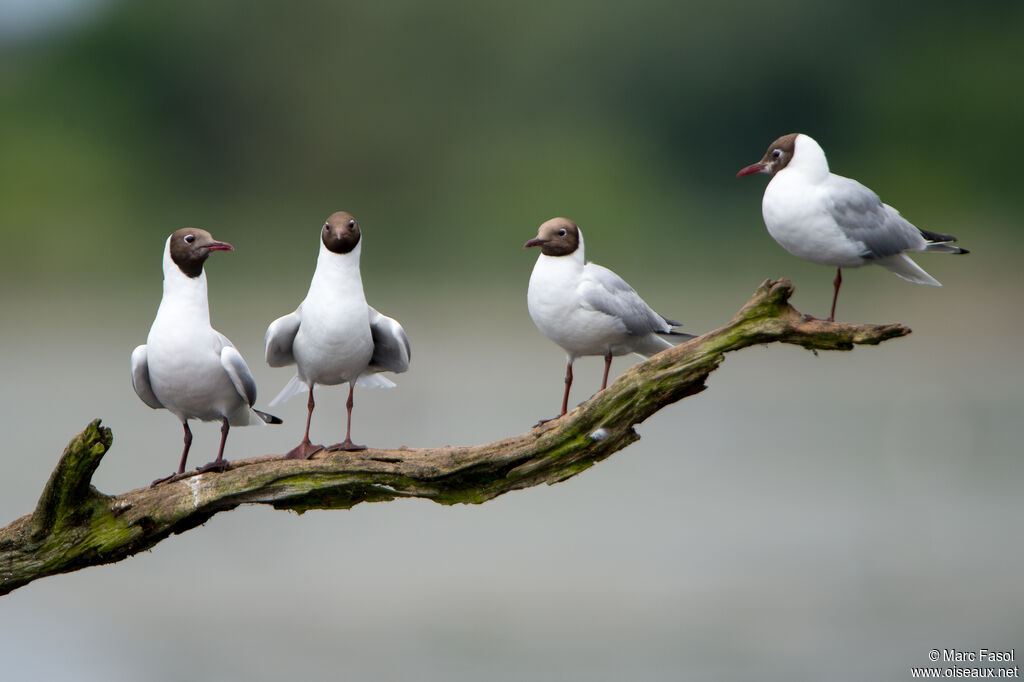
[771,149,782,159]
[558,229,567,236]
[348,220,356,229]
[184,234,196,244]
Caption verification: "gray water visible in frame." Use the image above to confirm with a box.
[1,258,1021,681]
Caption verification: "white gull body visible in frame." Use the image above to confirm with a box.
[265,212,410,455]
[527,231,677,360]
[131,229,278,482]
[525,218,691,418]
[738,133,968,319]
[269,236,375,394]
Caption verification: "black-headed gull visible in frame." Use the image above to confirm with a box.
[737,133,968,321]
[265,211,410,458]
[525,217,693,420]
[131,228,281,485]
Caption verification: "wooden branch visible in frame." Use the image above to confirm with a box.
[0,279,910,596]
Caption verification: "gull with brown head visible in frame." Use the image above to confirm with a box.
[738,133,968,320]
[524,217,694,422]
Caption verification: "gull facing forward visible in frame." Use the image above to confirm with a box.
[265,212,410,458]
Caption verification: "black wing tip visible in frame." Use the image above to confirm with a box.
[254,409,283,425]
[919,228,969,254]
[919,228,958,243]
[657,316,697,340]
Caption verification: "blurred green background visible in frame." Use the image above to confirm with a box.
[1,1,1022,681]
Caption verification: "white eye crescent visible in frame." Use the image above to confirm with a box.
[184,234,196,244]
[558,229,567,236]
[771,149,782,159]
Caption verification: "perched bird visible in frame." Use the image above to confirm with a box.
[265,211,410,458]
[131,228,281,485]
[525,217,693,420]
[737,133,968,321]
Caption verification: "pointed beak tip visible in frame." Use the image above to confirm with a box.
[736,163,766,178]
[524,238,545,248]
[208,241,234,252]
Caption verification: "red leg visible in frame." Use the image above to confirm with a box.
[328,382,366,451]
[196,418,231,473]
[285,384,323,459]
[152,421,192,486]
[178,422,193,473]
[533,359,574,428]
[560,359,574,416]
[601,351,612,390]
[828,267,842,322]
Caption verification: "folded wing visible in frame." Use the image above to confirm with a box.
[824,175,925,259]
[366,306,411,374]
[579,263,675,336]
[265,309,302,368]
[220,345,259,407]
[130,344,164,409]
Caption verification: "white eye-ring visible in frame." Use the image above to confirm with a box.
[184,234,196,244]
[771,149,782,159]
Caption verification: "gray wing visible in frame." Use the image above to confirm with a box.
[824,174,924,258]
[579,263,673,336]
[130,344,164,409]
[367,307,410,373]
[220,345,259,407]
[265,309,301,368]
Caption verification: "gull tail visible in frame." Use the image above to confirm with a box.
[633,334,678,358]
[356,372,397,389]
[269,374,308,407]
[253,409,283,425]
[877,254,941,286]
[659,329,697,341]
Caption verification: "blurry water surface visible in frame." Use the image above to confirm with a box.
[1,246,1021,681]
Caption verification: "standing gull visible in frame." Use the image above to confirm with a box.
[131,228,282,485]
[525,217,693,420]
[265,211,410,458]
[737,133,968,321]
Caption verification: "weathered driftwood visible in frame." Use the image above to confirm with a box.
[0,279,910,596]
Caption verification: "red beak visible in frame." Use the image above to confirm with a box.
[206,241,234,252]
[736,162,767,178]
[524,238,547,248]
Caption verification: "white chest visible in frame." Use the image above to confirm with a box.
[762,175,867,267]
[145,307,238,420]
[527,257,630,357]
[292,272,374,385]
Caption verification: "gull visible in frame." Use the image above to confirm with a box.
[131,228,281,485]
[737,133,968,320]
[265,211,410,458]
[525,217,693,419]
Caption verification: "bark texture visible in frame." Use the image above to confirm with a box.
[0,279,910,596]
